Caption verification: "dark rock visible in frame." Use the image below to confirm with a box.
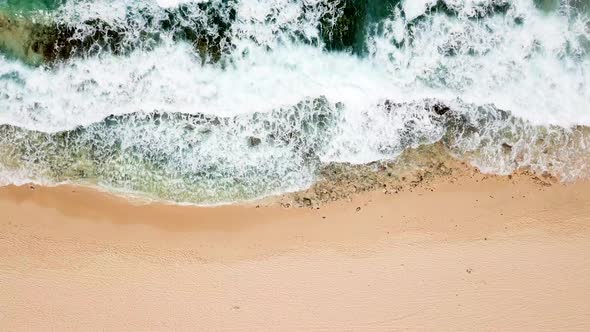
[432,102,451,116]
[247,137,262,147]
[302,197,313,207]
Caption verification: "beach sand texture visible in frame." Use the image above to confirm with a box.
[2,166,590,331]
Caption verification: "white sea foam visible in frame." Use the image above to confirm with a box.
[369,0,590,125]
[402,0,437,21]
[156,0,207,9]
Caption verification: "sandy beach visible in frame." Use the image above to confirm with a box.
[2,165,590,331]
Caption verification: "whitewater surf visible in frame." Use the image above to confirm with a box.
[0,0,588,204]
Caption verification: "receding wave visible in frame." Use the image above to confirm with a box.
[1,97,588,203]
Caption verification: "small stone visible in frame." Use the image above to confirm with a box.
[356,207,361,212]
[247,136,262,147]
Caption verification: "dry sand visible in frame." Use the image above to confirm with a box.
[1,166,590,331]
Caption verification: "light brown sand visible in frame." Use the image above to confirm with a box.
[1,169,590,331]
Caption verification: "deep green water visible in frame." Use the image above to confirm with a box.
[0,0,65,13]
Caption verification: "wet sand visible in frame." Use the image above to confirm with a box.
[1,168,590,330]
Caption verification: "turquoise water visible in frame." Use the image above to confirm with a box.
[0,0,65,13]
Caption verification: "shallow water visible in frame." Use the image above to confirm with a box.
[0,0,589,203]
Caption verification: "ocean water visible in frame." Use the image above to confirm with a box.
[0,0,588,204]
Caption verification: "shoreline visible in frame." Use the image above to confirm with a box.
[1,2,589,330]
[2,165,590,330]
